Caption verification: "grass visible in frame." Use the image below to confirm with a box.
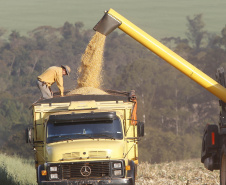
[0,0,226,39]
[0,153,37,185]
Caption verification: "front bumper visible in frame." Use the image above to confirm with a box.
[40,177,133,185]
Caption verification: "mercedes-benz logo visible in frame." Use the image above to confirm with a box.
[80,166,91,176]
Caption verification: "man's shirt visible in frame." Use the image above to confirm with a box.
[38,66,64,96]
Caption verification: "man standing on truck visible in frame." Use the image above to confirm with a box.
[37,65,71,99]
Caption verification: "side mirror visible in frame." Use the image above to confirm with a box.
[25,127,33,143]
[137,122,144,137]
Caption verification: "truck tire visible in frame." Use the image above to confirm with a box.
[220,146,226,185]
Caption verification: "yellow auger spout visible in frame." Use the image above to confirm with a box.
[94,9,226,102]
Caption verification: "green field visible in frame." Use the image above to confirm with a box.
[0,153,36,185]
[0,0,225,39]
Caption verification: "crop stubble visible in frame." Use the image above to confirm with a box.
[136,159,219,185]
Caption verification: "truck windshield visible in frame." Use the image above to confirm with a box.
[46,117,123,143]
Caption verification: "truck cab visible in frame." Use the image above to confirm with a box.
[27,90,144,185]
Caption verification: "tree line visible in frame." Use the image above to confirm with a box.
[0,14,226,163]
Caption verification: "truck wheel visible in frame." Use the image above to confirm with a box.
[220,147,226,185]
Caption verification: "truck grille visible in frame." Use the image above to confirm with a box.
[61,161,110,179]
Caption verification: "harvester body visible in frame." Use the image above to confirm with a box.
[93,8,226,184]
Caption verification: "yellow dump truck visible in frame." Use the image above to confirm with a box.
[93,8,226,185]
[27,90,144,185]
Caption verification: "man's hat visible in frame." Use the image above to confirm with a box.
[61,65,71,76]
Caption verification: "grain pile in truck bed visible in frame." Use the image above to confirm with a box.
[67,87,108,95]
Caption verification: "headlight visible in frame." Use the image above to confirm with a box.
[112,161,124,177]
[48,165,60,180]
[50,173,58,179]
[50,166,57,172]
[114,163,122,168]
[114,170,122,176]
